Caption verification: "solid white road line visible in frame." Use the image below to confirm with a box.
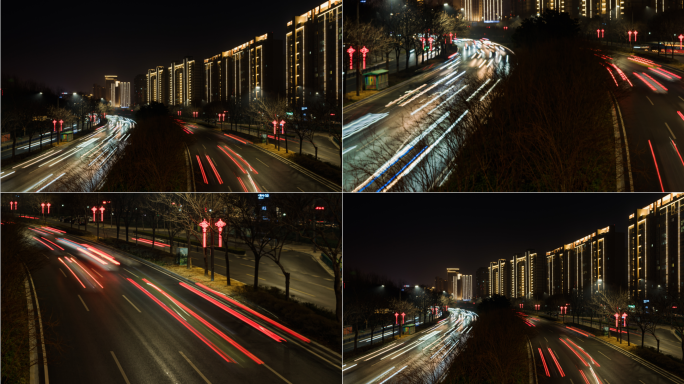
[110,351,131,384]
[122,295,142,313]
[77,294,89,311]
[179,351,212,384]
[27,267,50,384]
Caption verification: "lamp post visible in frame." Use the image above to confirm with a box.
[360,46,369,70]
[52,120,56,146]
[280,120,287,153]
[272,120,280,151]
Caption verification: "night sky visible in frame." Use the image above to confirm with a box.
[3,0,327,93]
[345,193,669,286]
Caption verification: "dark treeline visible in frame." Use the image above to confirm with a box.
[344,268,455,355]
[1,75,111,163]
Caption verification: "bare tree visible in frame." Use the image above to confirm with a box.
[592,288,630,343]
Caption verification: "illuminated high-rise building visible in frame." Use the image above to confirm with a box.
[511,250,541,300]
[104,75,117,103]
[546,226,623,298]
[168,57,202,107]
[446,268,460,296]
[146,66,168,105]
[488,259,509,297]
[286,0,342,107]
[628,193,684,301]
[204,33,284,105]
[108,80,130,108]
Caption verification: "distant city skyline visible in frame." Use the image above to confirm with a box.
[345,193,667,287]
[3,0,326,93]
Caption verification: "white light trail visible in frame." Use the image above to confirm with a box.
[36,173,66,192]
[479,79,501,101]
[386,84,427,107]
[369,367,397,384]
[343,113,389,139]
[342,364,357,372]
[399,84,439,107]
[0,171,16,179]
[381,110,469,192]
[445,71,466,86]
[15,150,61,169]
[379,366,408,384]
[466,79,492,102]
[429,85,468,115]
[342,145,357,155]
[25,173,54,192]
[411,86,455,116]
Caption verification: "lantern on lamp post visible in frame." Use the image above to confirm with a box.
[41,203,45,214]
[360,46,369,69]
[347,46,355,70]
[47,203,51,214]
[199,219,209,248]
[215,219,226,247]
[679,34,683,50]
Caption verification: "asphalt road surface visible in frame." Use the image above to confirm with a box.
[529,314,684,384]
[183,121,341,192]
[54,219,338,311]
[1,116,132,192]
[343,39,511,192]
[27,225,340,384]
[606,51,684,191]
[342,308,475,383]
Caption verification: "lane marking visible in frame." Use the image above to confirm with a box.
[263,363,293,384]
[78,294,89,312]
[646,96,654,105]
[26,266,50,384]
[59,268,67,277]
[649,140,665,192]
[290,288,315,297]
[179,351,212,384]
[90,268,103,278]
[680,96,684,102]
[291,278,334,290]
[123,268,139,278]
[241,263,253,267]
[598,350,611,360]
[110,351,131,384]
[297,187,305,192]
[666,122,676,139]
[255,158,270,167]
[122,295,142,313]
[246,274,266,281]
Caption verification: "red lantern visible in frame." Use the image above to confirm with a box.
[360,46,369,69]
[347,46,355,70]
[215,219,226,247]
[199,219,210,248]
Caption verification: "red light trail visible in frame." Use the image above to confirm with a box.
[649,140,665,192]
[196,155,208,184]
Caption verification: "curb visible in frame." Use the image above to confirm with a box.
[310,252,335,277]
[184,143,195,192]
[593,335,684,384]
[250,144,342,191]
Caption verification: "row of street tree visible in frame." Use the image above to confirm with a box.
[2,193,343,323]
[1,75,112,163]
[343,268,456,353]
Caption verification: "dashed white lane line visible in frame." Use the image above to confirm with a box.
[255,158,270,167]
[123,268,139,278]
[77,294,89,311]
[297,187,305,192]
[179,351,212,384]
[122,295,142,313]
[263,363,293,384]
[647,96,654,105]
[666,122,676,139]
[598,350,611,360]
[59,269,67,277]
[111,351,131,384]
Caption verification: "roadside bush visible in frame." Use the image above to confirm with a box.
[237,285,340,351]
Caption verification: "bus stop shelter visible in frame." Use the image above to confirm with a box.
[363,70,389,90]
